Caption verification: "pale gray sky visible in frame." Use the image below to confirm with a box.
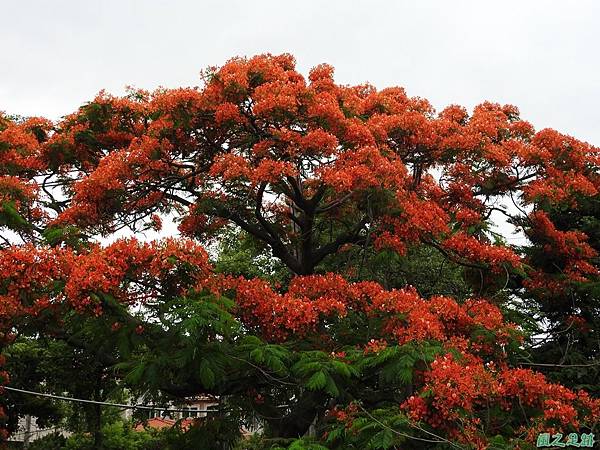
[1,0,599,145]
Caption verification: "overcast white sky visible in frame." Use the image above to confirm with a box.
[1,0,599,145]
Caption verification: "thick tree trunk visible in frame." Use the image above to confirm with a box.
[264,391,326,438]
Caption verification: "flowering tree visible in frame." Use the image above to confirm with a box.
[1,54,599,449]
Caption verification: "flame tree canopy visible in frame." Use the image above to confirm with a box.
[1,54,599,449]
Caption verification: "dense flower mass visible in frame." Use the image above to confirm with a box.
[402,354,600,446]
[24,54,595,281]
[0,238,212,318]
[1,54,600,448]
[230,273,518,345]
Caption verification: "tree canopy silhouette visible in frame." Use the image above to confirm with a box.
[1,54,599,449]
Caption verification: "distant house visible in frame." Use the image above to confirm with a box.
[133,416,195,432]
[131,395,220,431]
[9,394,261,444]
[8,415,71,446]
[142,395,218,419]
[133,396,263,437]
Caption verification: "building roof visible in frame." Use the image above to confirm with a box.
[134,417,194,432]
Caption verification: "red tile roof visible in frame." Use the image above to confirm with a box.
[134,417,194,432]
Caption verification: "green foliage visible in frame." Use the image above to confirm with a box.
[27,432,67,450]
[0,200,30,230]
[321,244,471,300]
[322,407,412,449]
[64,421,161,450]
[518,196,600,395]
[214,228,289,284]
[154,416,242,450]
[42,225,85,247]
[241,336,290,376]
[273,438,330,450]
[3,338,103,434]
[291,351,358,398]
[358,341,443,387]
